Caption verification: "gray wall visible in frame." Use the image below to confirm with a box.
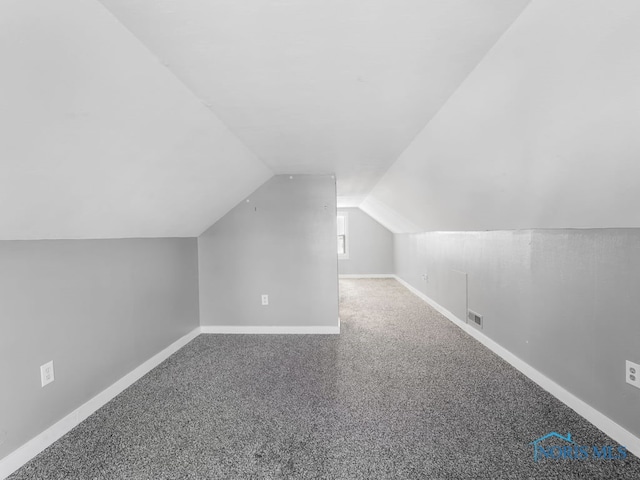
[0,238,200,459]
[198,175,339,327]
[338,208,394,276]
[394,229,640,439]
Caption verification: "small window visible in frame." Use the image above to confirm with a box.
[337,212,349,259]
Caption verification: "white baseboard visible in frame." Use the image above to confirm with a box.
[393,275,640,459]
[339,274,395,279]
[200,323,340,335]
[0,327,201,480]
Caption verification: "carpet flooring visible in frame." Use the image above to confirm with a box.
[8,278,640,479]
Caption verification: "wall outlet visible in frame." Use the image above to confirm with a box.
[626,360,640,389]
[40,361,55,387]
[421,273,429,282]
[261,294,269,306]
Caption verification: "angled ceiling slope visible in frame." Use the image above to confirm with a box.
[365,0,640,233]
[99,0,530,200]
[0,0,272,240]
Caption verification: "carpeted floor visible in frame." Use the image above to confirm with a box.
[9,279,640,479]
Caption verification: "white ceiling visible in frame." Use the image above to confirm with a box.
[0,0,272,239]
[365,0,640,232]
[98,0,530,198]
[11,1,636,238]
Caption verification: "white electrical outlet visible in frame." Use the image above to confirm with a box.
[40,361,55,387]
[421,273,429,282]
[261,294,269,306]
[626,360,640,389]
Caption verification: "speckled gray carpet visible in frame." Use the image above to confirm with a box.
[9,279,640,479]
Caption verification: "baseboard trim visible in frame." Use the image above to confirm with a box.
[393,275,640,459]
[200,324,340,335]
[0,327,201,480]
[339,274,395,279]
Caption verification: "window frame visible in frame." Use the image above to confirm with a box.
[337,211,349,259]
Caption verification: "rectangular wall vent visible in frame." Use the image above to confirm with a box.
[468,310,483,328]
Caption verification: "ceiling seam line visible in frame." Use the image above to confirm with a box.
[92,0,275,175]
[363,0,535,204]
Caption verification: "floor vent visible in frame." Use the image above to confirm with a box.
[468,310,483,328]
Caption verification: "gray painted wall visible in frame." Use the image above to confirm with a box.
[394,229,640,439]
[0,238,200,459]
[338,208,394,275]
[198,175,339,327]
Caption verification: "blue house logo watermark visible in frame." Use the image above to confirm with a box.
[529,432,627,462]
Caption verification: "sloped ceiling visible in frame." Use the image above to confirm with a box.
[98,0,530,201]
[0,0,272,240]
[365,0,640,232]
[11,1,635,238]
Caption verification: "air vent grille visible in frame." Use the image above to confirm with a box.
[468,310,483,328]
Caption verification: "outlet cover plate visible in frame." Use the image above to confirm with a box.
[261,294,269,306]
[626,360,640,389]
[40,360,55,387]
